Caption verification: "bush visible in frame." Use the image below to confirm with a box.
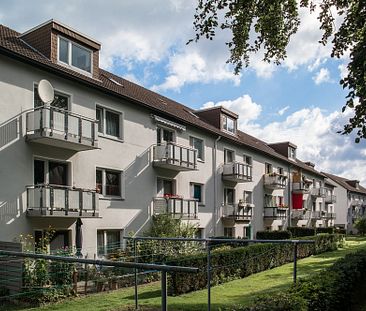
[354,217,366,235]
[168,234,341,295]
[316,227,334,234]
[288,227,315,237]
[256,230,291,240]
[335,228,346,235]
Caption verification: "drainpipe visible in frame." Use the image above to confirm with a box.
[288,164,292,228]
[213,135,221,236]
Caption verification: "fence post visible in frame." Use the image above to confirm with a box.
[161,270,167,311]
[207,240,211,311]
[134,238,138,310]
[293,242,298,284]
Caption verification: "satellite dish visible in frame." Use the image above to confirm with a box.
[38,79,55,104]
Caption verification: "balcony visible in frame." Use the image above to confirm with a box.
[222,202,254,221]
[222,162,252,183]
[325,194,337,204]
[153,196,198,219]
[291,209,311,220]
[263,206,288,220]
[350,199,362,206]
[263,173,287,190]
[321,211,336,219]
[26,184,99,218]
[310,211,321,220]
[292,182,310,194]
[310,187,326,198]
[152,142,197,171]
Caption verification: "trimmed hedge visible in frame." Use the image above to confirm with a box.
[231,247,366,311]
[168,234,343,296]
[288,227,315,237]
[316,227,334,234]
[256,230,291,240]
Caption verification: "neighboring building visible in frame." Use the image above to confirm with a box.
[323,173,366,233]
[0,20,349,257]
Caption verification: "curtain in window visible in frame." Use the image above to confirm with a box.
[106,171,120,196]
[106,111,119,137]
[49,162,67,185]
[194,185,202,202]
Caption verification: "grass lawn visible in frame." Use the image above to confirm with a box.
[4,236,366,311]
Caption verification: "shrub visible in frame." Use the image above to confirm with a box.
[288,227,315,237]
[316,227,334,234]
[168,234,341,295]
[256,230,291,240]
[335,228,346,235]
[354,217,366,235]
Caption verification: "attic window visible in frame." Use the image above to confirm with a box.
[289,147,296,160]
[58,36,92,73]
[223,114,236,134]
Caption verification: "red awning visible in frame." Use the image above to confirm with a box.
[292,193,303,209]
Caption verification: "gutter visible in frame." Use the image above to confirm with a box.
[213,135,221,236]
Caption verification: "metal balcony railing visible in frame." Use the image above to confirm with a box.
[310,187,326,197]
[222,162,252,183]
[310,211,321,220]
[291,209,311,220]
[263,206,288,220]
[153,197,198,219]
[263,173,287,189]
[152,142,197,171]
[222,203,254,221]
[26,184,99,217]
[292,182,311,193]
[325,194,337,203]
[321,211,336,219]
[26,106,98,151]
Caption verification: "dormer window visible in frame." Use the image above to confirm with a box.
[223,115,236,134]
[58,37,92,73]
[289,146,296,159]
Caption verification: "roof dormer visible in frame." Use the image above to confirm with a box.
[347,180,360,189]
[20,19,101,79]
[195,106,238,135]
[268,142,297,160]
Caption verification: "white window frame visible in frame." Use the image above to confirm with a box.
[222,115,236,135]
[96,167,125,199]
[224,148,235,164]
[189,136,205,162]
[243,154,252,166]
[96,105,124,141]
[224,187,235,205]
[190,182,204,205]
[277,167,284,175]
[288,147,296,159]
[57,36,93,75]
[243,190,253,204]
[97,229,123,257]
[33,156,72,186]
[156,126,176,144]
[265,162,273,174]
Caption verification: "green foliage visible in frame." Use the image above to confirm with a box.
[256,230,291,240]
[316,227,334,234]
[168,234,341,295]
[354,217,366,235]
[191,1,366,141]
[288,227,315,237]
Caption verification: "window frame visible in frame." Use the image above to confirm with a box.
[222,114,236,134]
[190,182,204,205]
[96,105,124,141]
[224,148,235,164]
[156,126,175,144]
[97,229,123,257]
[224,187,235,205]
[33,83,73,110]
[265,162,273,174]
[57,36,93,75]
[243,190,253,204]
[33,156,72,186]
[288,147,296,159]
[243,154,253,166]
[96,167,124,199]
[189,136,205,162]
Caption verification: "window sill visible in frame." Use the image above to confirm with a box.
[98,134,124,143]
[197,159,205,163]
[57,61,93,77]
[99,195,124,201]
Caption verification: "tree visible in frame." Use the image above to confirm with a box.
[190,1,366,142]
[354,217,366,235]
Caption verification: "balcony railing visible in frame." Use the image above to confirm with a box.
[263,206,288,220]
[321,211,336,219]
[26,106,98,151]
[222,203,254,221]
[310,211,321,220]
[310,187,326,197]
[291,209,311,220]
[26,184,99,218]
[222,162,252,183]
[292,182,311,193]
[350,199,362,206]
[152,142,197,171]
[263,173,287,190]
[325,194,337,203]
[153,196,198,219]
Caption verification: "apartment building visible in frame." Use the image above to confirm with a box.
[0,20,330,256]
[323,173,366,233]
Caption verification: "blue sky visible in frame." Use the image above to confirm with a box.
[1,0,365,183]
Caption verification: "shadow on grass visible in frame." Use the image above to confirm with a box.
[124,289,161,300]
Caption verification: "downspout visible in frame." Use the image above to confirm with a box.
[213,135,221,236]
[288,164,292,228]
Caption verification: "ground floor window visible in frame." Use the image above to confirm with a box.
[97,229,122,256]
[224,227,235,238]
[34,229,70,252]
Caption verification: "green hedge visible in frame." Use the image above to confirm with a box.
[231,247,366,311]
[256,230,291,240]
[168,234,342,296]
[288,227,315,237]
[316,227,334,234]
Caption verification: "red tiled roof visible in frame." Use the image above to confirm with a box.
[0,24,324,177]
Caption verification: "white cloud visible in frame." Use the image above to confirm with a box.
[278,105,290,116]
[313,68,332,85]
[338,63,348,79]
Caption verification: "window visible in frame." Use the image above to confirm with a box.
[58,37,92,73]
[243,154,252,166]
[190,136,204,161]
[223,115,236,134]
[157,178,175,196]
[96,168,123,197]
[278,196,284,206]
[34,86,69,109]
[96,106,123,139]
[243,191,253,204]
[97,230,122,256]
[224,149,235,164]
[224,188,235,205]
[194,228,203,239]
[265,163,273,174]
[157,127,174,144]
[34,159,69,186]
[289,147,296,159]
[277,167,284,175]
[191,183,203,204]
[224,227,235,238]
